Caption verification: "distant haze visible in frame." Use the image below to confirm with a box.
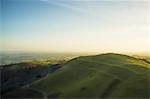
[1,0,150,54]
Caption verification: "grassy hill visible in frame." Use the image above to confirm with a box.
[31,53,150,98]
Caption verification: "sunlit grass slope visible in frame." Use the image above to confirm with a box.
[110,71,149,98]
[31,53,150,98]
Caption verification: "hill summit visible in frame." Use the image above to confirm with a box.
[31,53,149,98]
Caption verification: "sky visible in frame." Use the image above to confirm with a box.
[1,0,150,54]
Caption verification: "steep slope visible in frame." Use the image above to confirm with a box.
[31,53,150,98]
[110,71,149,98]
[1,62,62,98]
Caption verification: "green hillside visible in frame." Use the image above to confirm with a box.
[110,71,149,98]
[31,53,150,98]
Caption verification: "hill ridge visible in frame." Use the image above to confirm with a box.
[30,53,149,98]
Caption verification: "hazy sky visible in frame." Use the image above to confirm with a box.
[1,0,150,54]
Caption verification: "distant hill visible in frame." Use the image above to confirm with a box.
[30,53,150,98]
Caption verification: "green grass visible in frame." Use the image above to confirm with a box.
[31,53,150,98]
[110,71,150,98]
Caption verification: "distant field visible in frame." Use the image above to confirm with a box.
[0,52,80,65]
[1,52,149,65]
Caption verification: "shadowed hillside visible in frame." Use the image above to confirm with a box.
[1,61,62,98]
[30,53,150,98]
